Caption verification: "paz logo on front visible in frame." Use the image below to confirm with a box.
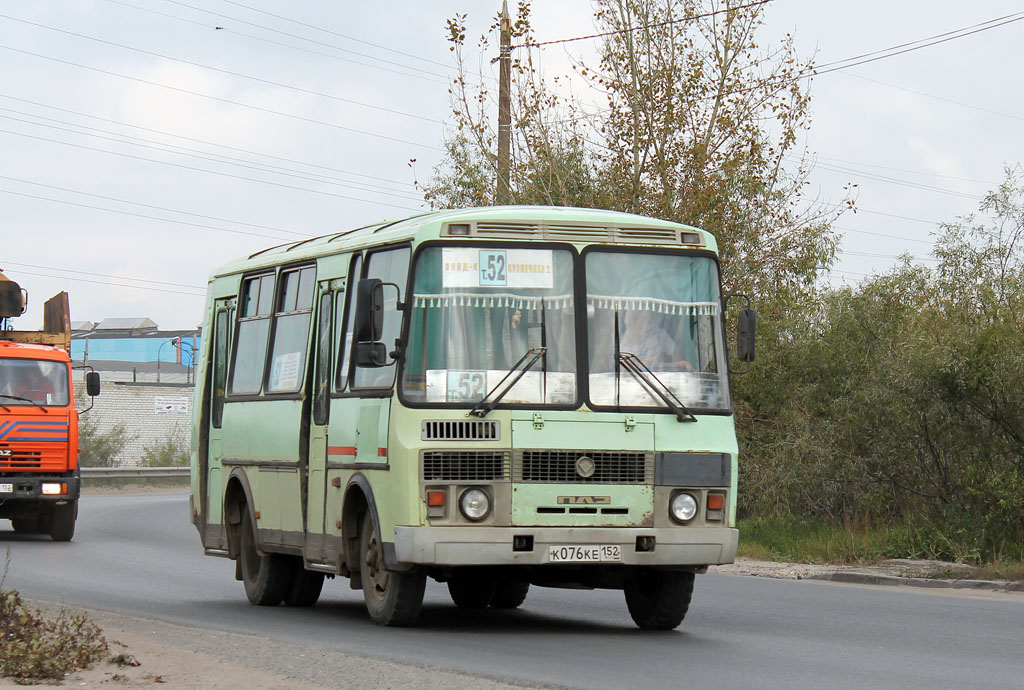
[556,496,611,505]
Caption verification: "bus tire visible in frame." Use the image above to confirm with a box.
[239,509,291,606]
[448,578,497,609]
[490,580,530,609]
[284,560,325,607]
[49,501,77,542]
[624,570,694,630]
[360,516,425,626]
[12,517,40,534]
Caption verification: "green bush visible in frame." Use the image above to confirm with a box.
[139,435,189,467]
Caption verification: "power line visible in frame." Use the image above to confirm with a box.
[0,186,299,241]
[219,0,453,70]
[793,155,985,201]
[0,127,425,211]
[104,0,452,85]
[0,110,425,201]
[0,12,444,125]
[0,45,441,151]
[814,12,1024,76]
[0,174,308,237]
[523,0,774,48]
[159,0,456,81]
[839,72,1024,124]
[0,93,418,190]
[1,260,206,291]
[7,268,206,297]
[834,225,934,245]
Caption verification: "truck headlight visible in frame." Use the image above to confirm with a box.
[670,492,698,523]
[459,488,490,521]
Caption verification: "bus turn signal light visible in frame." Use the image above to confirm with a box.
[426,491,445,507]
[706,494,724,510]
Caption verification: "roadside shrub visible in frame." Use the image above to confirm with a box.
[1,552,108,682]
[139,434,189,467]
[76,390,135,467]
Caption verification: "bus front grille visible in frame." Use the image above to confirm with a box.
[421,450,510,481]
[514,450,653,484]
[421,419,500,441]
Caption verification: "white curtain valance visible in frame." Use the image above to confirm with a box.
[587,295,719,316]
[413,293,574,310]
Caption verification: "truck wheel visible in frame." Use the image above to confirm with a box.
[490,580,530,609]
[448,577,497,608]
[239,509,291,606]
[12,517,40,534]
[284,559,325,607]
[360,515,425,626]
[49,501,77,542]
[624,570,694,630]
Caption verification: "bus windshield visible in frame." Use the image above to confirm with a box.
[402,246,577,406]
[586,250,728,411]
[0,358,70,406]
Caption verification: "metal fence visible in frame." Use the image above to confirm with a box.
[81,466,189,479]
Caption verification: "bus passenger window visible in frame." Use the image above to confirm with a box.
[230,273,275,395]
[266,266,316,394]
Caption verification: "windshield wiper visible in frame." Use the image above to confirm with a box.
[616,352,697,423]
[468,347,547,418]
[0,393,50,413]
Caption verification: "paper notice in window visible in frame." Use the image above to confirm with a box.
[270,351,302,391]
[442,248,554,289]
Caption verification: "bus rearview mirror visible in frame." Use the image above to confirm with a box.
[355,278,384,342]
[737,309,756,362]
[356,341,388,368]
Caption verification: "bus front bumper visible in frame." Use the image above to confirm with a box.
[393,526,738,567]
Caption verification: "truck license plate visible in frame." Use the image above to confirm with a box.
[548,544,621,563]
[0,483,12,493]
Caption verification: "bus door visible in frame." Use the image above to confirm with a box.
[304,280,336,561]
[205,298,234,543]
[349,247,411,468]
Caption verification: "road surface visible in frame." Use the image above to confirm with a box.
[2,493,1021,689]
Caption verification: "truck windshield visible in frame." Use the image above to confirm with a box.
[0,359,70,406]
[586,250,729,411]
[402,246,577,405]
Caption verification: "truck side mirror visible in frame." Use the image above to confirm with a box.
[737,309,756,362]
[86,371,101,397]
[355,278,384,343]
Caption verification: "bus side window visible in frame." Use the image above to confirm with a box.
[354,246,411,389]
[212,308,230,427]
[230,273,275,395]
[336,254,362,392]
[265,266,316,394]
[313,290,332,426]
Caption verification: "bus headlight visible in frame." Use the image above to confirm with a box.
[459,488,490,522]
[670,492,698,523]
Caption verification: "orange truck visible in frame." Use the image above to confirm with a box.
[0,271,99,541]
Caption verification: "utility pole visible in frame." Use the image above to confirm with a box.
[496,0,512,205]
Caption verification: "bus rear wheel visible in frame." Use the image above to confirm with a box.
[239,509,292,606]
[360,516,425,626]
[490,580,530,609]
[49,501,77,542]
[448,577,497,609]
[623,570,694,630]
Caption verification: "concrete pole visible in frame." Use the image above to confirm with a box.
[496,0,512,205]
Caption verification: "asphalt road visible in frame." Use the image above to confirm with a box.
[2,493,1022,689]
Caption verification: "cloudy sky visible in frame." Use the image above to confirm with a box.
[2,0,1022,330]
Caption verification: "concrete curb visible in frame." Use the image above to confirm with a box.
[806,571,1024,592]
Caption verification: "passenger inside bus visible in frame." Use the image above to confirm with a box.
[619,308,693,371]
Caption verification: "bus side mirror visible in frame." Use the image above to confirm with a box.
[86,371,101,397]
[737,309,756,362]
[355,278,384,343]
[356,342,388,368]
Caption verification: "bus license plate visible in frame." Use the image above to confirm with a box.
[0,483,12,493]
[548,544,621,563]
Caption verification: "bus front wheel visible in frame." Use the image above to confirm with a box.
[239,509,291,606]
[360,516,425,626]
[623,570,694,630]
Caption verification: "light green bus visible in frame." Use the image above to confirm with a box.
[190,205,755,629]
